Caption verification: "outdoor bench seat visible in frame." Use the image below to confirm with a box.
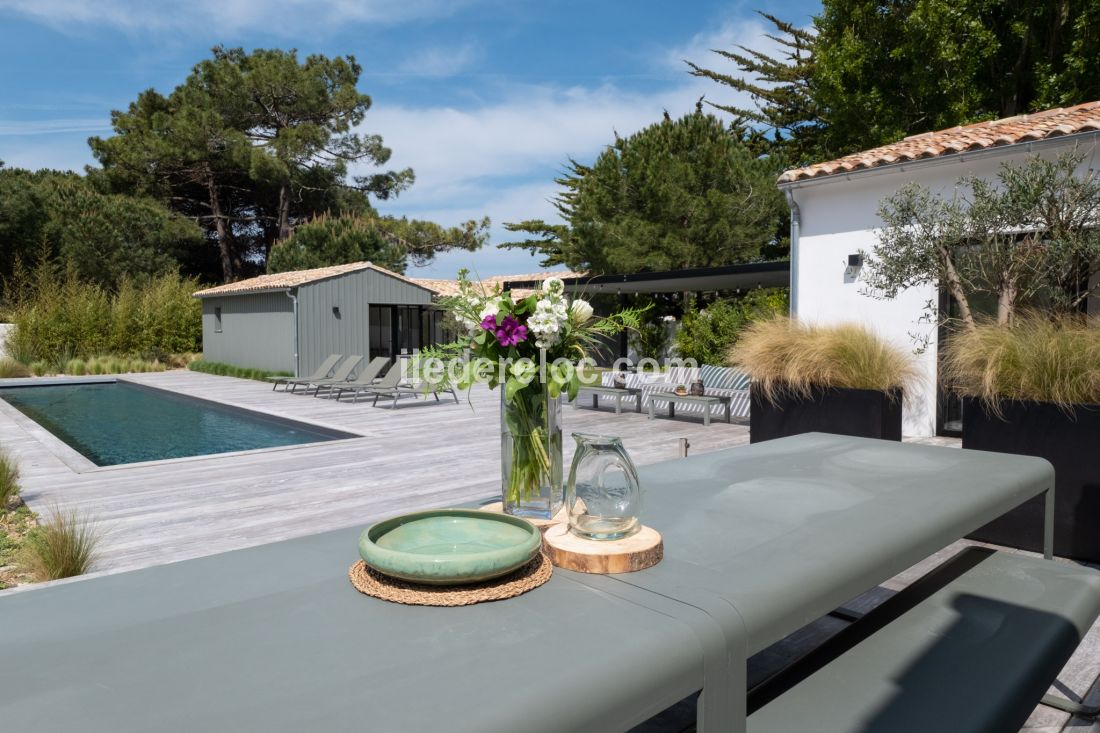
[748,547,1100,733]
[609,364,751,420]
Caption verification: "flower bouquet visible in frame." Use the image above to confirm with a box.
[430,271,646,518]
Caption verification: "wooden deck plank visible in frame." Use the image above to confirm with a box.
[0,370,750,573]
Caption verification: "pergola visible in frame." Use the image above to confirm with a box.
[502,261,791,358]
[501,261,789,296]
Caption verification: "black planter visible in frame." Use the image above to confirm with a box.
[749,385,903,443]
[963,397,1100,562]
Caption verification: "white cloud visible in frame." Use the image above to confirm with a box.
[396,42,483,78]
[0,0,483,36]
[359,13,789,276]
[0,118,111,136]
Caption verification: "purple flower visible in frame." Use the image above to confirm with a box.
[480,314,498,331]
[494,315,528,346]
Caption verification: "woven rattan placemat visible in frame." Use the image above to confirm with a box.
[348,553,553,607]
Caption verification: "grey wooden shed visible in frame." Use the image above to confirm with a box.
[193,262,442,377]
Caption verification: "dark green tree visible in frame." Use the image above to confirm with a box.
[501,111,787,273]
[0,168,201,293]
[686,12,821,163]
[90,47,415,281]
[267,213,488,274]
[690,2,1100,163]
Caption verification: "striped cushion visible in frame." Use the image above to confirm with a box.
[699,364,751,391]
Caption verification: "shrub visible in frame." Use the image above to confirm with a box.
[188,359,292,382]
[730,317,919,404]
[631,320,671,361]
[942,315,1100,412]
[5,261,201,363]
[64,358,86,376]
[676,289,789,366]
[0,450,19,509]
[0,357,30,378]
[28,360,49,376]
[18,507,101,581]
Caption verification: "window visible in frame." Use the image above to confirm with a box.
[214,306,222,333]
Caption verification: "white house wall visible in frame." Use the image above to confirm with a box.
[788,139,1098,437]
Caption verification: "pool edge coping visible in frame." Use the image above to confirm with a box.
[0,375,368,474]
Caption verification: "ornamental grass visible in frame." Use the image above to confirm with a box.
[0,449,19,509]
[18,507,101,582]
[729,317,919,404]
[0,358,30,378]
[942,315,1100,412]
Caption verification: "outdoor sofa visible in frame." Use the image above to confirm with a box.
[585,364,751,421]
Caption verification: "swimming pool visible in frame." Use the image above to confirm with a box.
[0,381,356,467]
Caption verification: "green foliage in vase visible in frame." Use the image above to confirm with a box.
[500,110,788,271]
[428,271,648,504]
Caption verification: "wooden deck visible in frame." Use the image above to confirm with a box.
[0,370,753,574]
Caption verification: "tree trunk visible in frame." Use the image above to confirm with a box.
[938,245,976,329]
[276,184,292,243]
[997,279,1017,326]
[206,175,234,282]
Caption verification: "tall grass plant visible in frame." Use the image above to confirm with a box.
[18,507,101,581]
[943,315,1100,413]
[730,317,919,404]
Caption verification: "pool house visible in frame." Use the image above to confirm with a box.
[193,262,446,377]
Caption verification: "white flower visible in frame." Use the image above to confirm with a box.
[569,299,593,324]
[544,277,564,296]
[479,303,499,323]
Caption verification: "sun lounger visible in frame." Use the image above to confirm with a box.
[268,354,343,392]
[327,357,391,401]
[298,355,363,396]
[365,366,459,409]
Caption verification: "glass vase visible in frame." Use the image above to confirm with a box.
[501,383,563,519]
[566,433,642,540]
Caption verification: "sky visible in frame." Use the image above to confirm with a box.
[0,0,820,278]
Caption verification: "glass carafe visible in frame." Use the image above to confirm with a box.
[566,433,641,540]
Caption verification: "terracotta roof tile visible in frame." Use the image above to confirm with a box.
[409,271,584,299]
[193,261,432,297]
[779,101,1100,183]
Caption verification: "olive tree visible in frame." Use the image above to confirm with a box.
[863,150,1100,328]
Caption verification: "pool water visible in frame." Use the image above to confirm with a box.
[0,381,354,467]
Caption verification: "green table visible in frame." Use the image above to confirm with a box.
[0,434,1056,733]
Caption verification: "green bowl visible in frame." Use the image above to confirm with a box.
[358,509,542,586]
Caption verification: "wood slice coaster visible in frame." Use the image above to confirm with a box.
[348,553,552,607]
[478,502,567,532]
[543,524,663,574]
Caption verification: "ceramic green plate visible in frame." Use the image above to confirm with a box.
[358,509,542,586]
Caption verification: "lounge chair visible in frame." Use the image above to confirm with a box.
[327,357,391,402]
[299,355,363,396]
[269,354,343,392]
[367,367,459,409]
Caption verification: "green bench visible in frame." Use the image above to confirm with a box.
[748,548,1100,733]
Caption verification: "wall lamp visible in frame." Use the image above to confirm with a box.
[332,306,341,318]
